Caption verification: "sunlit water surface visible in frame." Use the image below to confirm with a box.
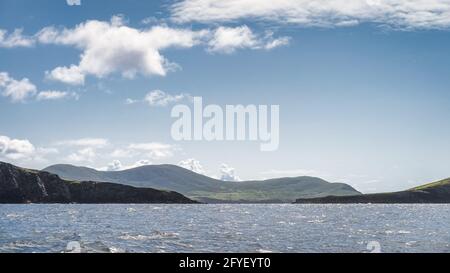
[1,204,449,253]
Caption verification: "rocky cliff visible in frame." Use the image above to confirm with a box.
[0,162,197,204]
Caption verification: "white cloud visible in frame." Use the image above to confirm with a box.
[4,79,37,102]
[208,26,257,53]
[103,159,123,171]
[125,98,139,105]
[111,148,134,158]
[336,19,360,27]
[208,26,289,53]
[263,32,291,50]
[62,139,105,163]
[37,90,79,101]
[0,135,176,169]
[178,159,242,181]
[37,16,209,85]
[179,158,206,175]
[219,164,241,182]
[144,90,189,106]
[67,147,96,162]
[171,0,450,30]
[66,0,81,6]
[1,71,80,103]
[52,139,173,166]
[109,142,177,161]
[56,138,109,147]
[126,90,191,106]
[45,65,85,86]
[36,147,59,156]
[98,159,153,171]
[0,135,58,166]
[124,159,152,169]
[0,72,37,102]
[0,135,36,160]
[34,16,287,86]
[141,17,166,25]
[127,142,177,159]
[0,73,7,86]
[0,29,34,48]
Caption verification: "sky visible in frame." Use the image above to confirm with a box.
[1,0,450,193]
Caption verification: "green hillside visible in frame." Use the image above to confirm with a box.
[43,164,361,203]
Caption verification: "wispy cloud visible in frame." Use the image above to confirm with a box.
[179,158,206,174]
[208,26,289,54]
[125,90,191,107]
[67,147,96,162]
[0,29,35,48]
[219,164,241,182]
[45,65,85,86]
[144,90,190,106]
[178,159,241,181]
[22,136,178,167]
[36,90,79,101]
[56,138,109,147]
[109,142,178,161]
[127,142,178,159]
[1,71,79,103]
[61,138,106,163]
[99,159,153,171]
[171,0,450,30]
[66,0,81,6]
[0,135,58,165]
[0,72,37,102]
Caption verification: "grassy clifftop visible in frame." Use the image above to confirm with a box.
[296,177,450,204]
[411,178,450,191]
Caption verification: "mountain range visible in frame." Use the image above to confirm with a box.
[43,164,361,203]
[2,161,450,204]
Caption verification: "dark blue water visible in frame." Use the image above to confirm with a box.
[1,204,449,253]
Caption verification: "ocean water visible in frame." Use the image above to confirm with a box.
[0,204,449,253]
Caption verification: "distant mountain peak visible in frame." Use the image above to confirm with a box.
[43,163,361,203]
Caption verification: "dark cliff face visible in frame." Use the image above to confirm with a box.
[295,179,450,204]
[66,181,196,204]
[0,162,197,204]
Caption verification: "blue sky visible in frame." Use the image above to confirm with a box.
[1,0,450,193]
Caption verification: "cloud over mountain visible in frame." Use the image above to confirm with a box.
[0,135,35,160]
[220,164,241,182]
[179,158,206,175]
